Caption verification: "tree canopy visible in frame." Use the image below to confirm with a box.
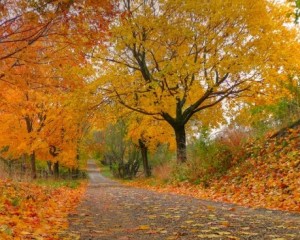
[92,0,300,162]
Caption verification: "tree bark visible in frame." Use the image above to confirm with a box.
[47,161,53,175]
[72,168,79,179]
[54,161,59,178]
[21,154,26,179]
[30,151,37,179]
[139,139,151,177]
[174,125,187,163]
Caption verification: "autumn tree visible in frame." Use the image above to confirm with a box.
[87,93,175,177]
[0,41,89,178]
[0,0,113,61]
[93,0,300,163]
[0,0,114,178]
[127,113,174,177]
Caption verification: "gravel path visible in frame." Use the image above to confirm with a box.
[67,160,300,240]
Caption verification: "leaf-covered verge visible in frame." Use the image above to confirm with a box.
[124,125,300,213]
[0,179,86,239]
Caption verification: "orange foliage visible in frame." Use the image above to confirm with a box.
[207,127,300,212]
[0,0,114,172]
[125,125,300,212]
[0,180,86,239]
[0,42,87,169]
[127,114,175,152]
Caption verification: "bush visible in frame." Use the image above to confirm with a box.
[184,127,248,186]
[152,162,173,183]
[110,145,141,180]
[149,144,174,167]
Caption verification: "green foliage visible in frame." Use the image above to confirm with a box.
[152,127,248,186]
[93,151,102,161]
[11,197,21,207]
[167,128,247,186]
[245,78,300,137]
[110,143,141,179]
[149,144,174,167]
[100,120,141,179]
[99,165,113,178]
[170,163,189,183]
[249,98,300,137]
[187,139,232,186]
[295,0,300,23]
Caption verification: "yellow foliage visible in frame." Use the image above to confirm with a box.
[92,0,300,161]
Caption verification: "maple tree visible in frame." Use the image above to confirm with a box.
[0,1,54,62]
[0,46,86,178]
[0,9,94,177]
[0,0,114,178]
[0,0,113,58]
[93,0,300,163]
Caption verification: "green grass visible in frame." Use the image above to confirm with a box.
[100,165,113,178]
[33,179,83,189]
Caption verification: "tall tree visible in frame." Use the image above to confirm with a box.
[94,0,300,163]
[0,0,114,178]
[0,43,88,178]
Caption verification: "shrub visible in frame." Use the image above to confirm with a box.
[185,127,249,186]
[152,162,172,183]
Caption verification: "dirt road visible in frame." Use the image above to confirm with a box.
[67,160,300,240]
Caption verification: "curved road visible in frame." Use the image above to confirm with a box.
[67,160,300,239]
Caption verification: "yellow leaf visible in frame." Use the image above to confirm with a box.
[138,225,150,230]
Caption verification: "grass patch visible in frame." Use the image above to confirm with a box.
[99,165,113,178]
[33,179,83,189]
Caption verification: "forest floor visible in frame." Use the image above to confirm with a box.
[66,160,300,240]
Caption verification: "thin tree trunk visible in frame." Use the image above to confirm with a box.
[21,154,26,179]
[47,161,53,175]
[174,125,187,163]
[72,168,79,179]
[25,116,37,179]
[54,161,59,179]
[139,139,151,177]
[30,151,37,179]
[8,160,12,178]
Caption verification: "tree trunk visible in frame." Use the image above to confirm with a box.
[47,161,53,175]
[139,139,151,177]
[72,168,79,179]
[8,160,12,178]
[21,154,26,179]
[174,125,187,163]
[30,151,37,179]
[54,161,59,179]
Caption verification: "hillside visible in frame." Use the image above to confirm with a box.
[206,123,300,211]
[126,122,300,212]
